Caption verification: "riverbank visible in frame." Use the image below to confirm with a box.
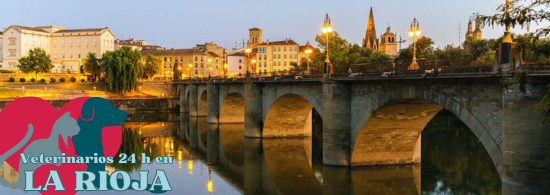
[0,98,178,112]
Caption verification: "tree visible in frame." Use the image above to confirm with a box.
[144,54,162,80]
[313,31,351,66]
[18,48,53,78]
[83,52,102,82]
[102,46,144,93]
[463,38,492,59]
[476,0,550,38]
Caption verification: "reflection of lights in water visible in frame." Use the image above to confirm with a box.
[207,166,213,193]
[188,160,193,175]
[177,150,182,170]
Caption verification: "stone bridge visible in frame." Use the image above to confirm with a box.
[173,75,550,195]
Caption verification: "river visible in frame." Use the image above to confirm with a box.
[0,111,501,194]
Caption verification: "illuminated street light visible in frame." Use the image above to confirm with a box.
[305,47,312,73]
[322,14,333,79]
[245,48,252,80]
[408,18,421,70]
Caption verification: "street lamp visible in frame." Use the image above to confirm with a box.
[188,63,193,81]
[322,14,333,79]
[224,64,228,78]
[251,59,256,76]
[502,0,513,43]
[245,48,252,80]
[408,18,421,70]
[305,48,312,74]
[208,58,212,81]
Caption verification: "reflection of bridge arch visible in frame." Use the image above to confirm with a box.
[351,86,502,171]
[198,90,208,117]
[262,138,322,195]
[219,93,245,123]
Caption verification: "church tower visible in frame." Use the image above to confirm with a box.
[249,28,263,47]
[465,19,474,40]
[362,7,379,51]
[380,26,398,56]
[473,19,483,40]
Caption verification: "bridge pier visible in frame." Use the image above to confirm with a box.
[502,84,550,195]
[207,124,220,164]
[188,84,199,117]
[179,85,188,113]
[207,84,220,124]
[244,83,263,138]
[323,82,352,166]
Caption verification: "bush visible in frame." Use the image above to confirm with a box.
[80,78,86,83]
[59,78,66,82]
[8,77,15,82]
[31,78,36,82]
[50,78,56,83]
[40,78,46,83]
[70,77,76,82]
[19,78,26,82]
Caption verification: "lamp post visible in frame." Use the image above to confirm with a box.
[408,18,421,70]
[224,64,228,78]
[251,59,256,77]
[305,48,312,74]
[502,0,513,43]
[245,48,252,80]
[322,14,333,79]
[188,63,193,82]
[178,66,182,83]
[207,58,212,81]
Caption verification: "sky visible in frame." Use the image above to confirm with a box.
[0,0,540,50]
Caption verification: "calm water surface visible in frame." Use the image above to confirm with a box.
[0,111,500,194]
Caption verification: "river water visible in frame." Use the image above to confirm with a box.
[0,111,501,194]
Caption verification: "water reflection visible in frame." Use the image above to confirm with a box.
[0,111,500,194]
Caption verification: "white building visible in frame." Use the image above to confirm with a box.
[226,52,246,76]
[1,25,115,73]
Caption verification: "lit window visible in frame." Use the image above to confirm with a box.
[284,47,287,51]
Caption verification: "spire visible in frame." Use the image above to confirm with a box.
[474,19,482,32]
[363,7,379,50]
[324,13,331,26]
[467,19,473,33]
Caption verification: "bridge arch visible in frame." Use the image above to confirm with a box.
[351,86,502,171]
[219,93,245,123]
[198,90,208,117]
[262,94,320,138]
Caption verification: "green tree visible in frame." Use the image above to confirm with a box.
[144,54,162,80]
[463,38,492,59]
[83,52,102,82]
[102,46,144,93]
[313,31,351,66]
[396,36,435,61]
[17,48,53,78]
[476,0,550,38]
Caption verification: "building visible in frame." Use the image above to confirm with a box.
[141,48,224,80]
[466,19,483,41]
[226,52,246,76]
[196,42,226,59]
[379,27,398,57]
[362,7,379,51]
[1,25,115,73]
[247,28,300,74]
[115,38,147,50]
[297,42,314,68]
[249,28,262,47]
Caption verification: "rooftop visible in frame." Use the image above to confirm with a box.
[141,48,207,56]
[55,28,108,33]
[257,39,299,46]
[11,25,49,33]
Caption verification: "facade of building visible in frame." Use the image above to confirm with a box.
[379,27,398,57]
[362,7,379,51]
[226,52,246,76]
[247,28,300,74]
[0,32,3,67]
[466,19,483,41]
[297,42,314,67]
[115,38,147,51]
[141,48,224,80]
[1,25,114,73]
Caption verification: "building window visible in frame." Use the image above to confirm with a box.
[239,66,242,70]
[195,56,198,61]
[294,54,297,58]
[201,56,204,61]
[164,57,167,62]
[278,62,281,66]
[164,64,167,68]
[259,55,262,60]
[273,55,276,59]
[284,62,287,66]
[170,64,172,68]
[180,57,183,61]
[195,70,198,74]
[278,54,281,59]
[264,62,267,67]
[284,54,287,59]
[284,47,287,51]
[239,59,242,63]
[264,55,267,60]
[201,63,204,68]
[278,47,281,51]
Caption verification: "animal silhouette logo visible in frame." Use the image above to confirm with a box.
[0,97,125,195]
[0,112,80,190]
